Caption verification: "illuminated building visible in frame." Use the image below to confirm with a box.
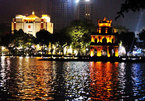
[90,17,119,57]
[11,11,53,37]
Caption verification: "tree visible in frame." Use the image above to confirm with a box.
[36,30,53,55]
[138,29,145,46]
[119,32,136,52]
[2,29,36,55]
[116,0,145,19]
[67,20,95,47]
[66,20,96,55]
[36,30,52,45]
[53,28,72,45]
[0,23,11,46]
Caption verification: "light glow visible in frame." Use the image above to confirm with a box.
[98,23,111,27]
[76,0,80,3]
[91,36,95,42]
[85,0,90,2]
[90,49,94,57]
[97,47,102,57]
[115,48,119,57]
[42,15,50,22]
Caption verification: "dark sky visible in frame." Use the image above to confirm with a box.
[0,0,145,33]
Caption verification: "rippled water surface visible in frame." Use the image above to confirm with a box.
[1,56,145,100]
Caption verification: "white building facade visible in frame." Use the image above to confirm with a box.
[11,11,53,37]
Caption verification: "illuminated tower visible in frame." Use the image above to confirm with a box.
[90,17,119,57]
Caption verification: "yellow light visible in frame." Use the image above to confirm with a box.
[97,47,102,57]
[91,36,95,42]
[2,46,5,50]
[42,15,50,22]
[98,23,111,27]
[107,53,110,57]
[106,37,109,43]
[99,28,101,33]
[107,47,110,57]
[32,11,35,15]
[115,48,119,57]
[97,51,101,56]
[100,37,103,43]
[114,29,117,33]
[105,28,108,33]
[97,36,100,43]
[16,15,26,19]
[90,49,94,57]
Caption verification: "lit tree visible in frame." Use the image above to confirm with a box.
[66,20,96,55]
[3,29,36,55]
[53,28,72,55]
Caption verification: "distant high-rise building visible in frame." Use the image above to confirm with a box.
[47,0,74,32]
[46,0,96,32]
[75,0,95,21]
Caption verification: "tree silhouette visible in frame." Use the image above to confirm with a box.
[119,32,136,52]
[116,0,145,19]
[36,30,52,45]
[138,29,145,46]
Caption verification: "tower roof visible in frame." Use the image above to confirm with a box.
[98,17,112,27]
[27,11,39,19]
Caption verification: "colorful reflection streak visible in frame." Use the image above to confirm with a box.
[118,62,145,100]
[0,57,55,100]
[1,57,145,100]
[89,62,119,100]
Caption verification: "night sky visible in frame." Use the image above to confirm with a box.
[0,0,145,33]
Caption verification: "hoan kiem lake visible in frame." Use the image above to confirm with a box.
[0,56,145,100]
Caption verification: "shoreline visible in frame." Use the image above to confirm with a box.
[1,55,145,62]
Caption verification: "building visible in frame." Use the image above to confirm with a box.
[75,0,95,21]
[48,0,74,32]
[11,11,53,37]
[47,0,96,32]
[90,17,119,57]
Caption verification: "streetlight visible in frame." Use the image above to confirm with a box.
[76,0,80,3]
[85,0,90,2]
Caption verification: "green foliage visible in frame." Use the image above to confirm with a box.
[66,20,96,46]
[68,25,89,43]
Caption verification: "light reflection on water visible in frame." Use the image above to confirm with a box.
[0,57,145,100]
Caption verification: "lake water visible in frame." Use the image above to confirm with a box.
[0,56,145,100]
